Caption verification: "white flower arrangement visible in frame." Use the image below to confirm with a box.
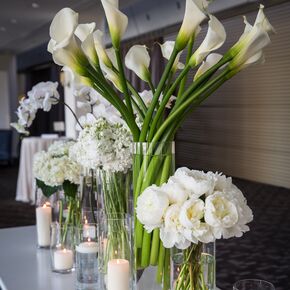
[11,81,60,135]
[136,167,253,249]
[69,118,132,172]
[33,141,81,187]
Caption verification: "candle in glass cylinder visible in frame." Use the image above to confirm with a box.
[107,259,130,290]
[53,248,74,270]
[83,220,96,239]
[36,203,52,247]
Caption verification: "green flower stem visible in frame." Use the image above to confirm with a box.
[147,64,191,141]
[139,49,179,141]
[156,243,166,284]
[177,36,194,98]
[89,171,97,224]
[58,199,63,228]
[150,229,160,266]
[152,69,231,145]
[163,249,171,290]
[148,76,156,94]
[114,48,135,121]
[141,231,151,267]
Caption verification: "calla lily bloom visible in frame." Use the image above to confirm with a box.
[176,0,207,51]
[100,62,123,92]
[75,23,96,42]
[93,30,113,68]
[194,53,223,80]
[81,33,99,67]
[189,15,226,66]
[160,41,184,71]
[101,0,128,47]
[254,4,276,34]
[125,45,151,82]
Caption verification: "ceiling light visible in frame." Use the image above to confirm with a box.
[32,2,40,8]
[0,27,6,32]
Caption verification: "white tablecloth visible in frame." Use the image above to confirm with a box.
[15,137,59,203]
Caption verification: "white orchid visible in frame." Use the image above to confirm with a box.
[190,15,226,66]
[77,113,97,130]
[194,53,223,80]
[160,41,184,71]
[176,0,207,50]
[101,0,128,47]
[16,103,36,127]
[125,45,151,82]
[10,122,29,135]
[136,185,169,232]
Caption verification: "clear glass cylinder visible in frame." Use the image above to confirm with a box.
[133,142,175,290]
[50,222,78,273]
[98,213,134,290]
[80,168,98,224]
[233,279,275,290]
[35,185,60,248]
[170,242,216,290]
[76,223,99,289]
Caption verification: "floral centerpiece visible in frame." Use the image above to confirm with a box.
[33,140,81,228]
[136,167,253,289]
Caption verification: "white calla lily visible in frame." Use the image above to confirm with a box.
[194,53,223,80]
[100,62,123,92]
[190,15,226,66]
[254,4,276,34]
[125,45,151,81]
[93,30,112,68]
[75,23,96,42]
[229,24,270,70]
[81,33,99,66]
[101,0,128,47]
[160,41,184,70]
[106,47,118,67]
[176,0,207,50]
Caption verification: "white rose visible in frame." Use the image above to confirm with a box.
[136,185,169,231]
[160,178,188,205]
[174,167,215,198]
[179,198,204,229]
[204,191,239,239]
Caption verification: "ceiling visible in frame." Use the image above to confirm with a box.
[0,0,138,54]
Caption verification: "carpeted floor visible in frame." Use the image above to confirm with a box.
[0,165,289,289]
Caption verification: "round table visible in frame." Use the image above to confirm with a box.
[15,137,62,203]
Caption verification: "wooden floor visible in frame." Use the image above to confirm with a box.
[0,165,289,290]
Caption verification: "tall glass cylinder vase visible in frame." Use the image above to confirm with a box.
[80,168,98,225]
[171,242,216,290]
[133,142,175,290]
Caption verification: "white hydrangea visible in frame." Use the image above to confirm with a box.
[136,168,253,250]
[33,141,81,187]
[70,118,132,172]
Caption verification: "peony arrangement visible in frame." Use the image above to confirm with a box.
[137,167,253,250]
[33,140,81,196]
[11,81,60,135]
[69,117,132,172]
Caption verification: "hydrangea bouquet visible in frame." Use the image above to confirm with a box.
[137,168,253,289]
[33,140,81,228]
[45,0,273,288]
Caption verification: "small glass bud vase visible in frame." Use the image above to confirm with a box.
[76,224,99,289]
[50,222,77,274]
[98,213,134,290]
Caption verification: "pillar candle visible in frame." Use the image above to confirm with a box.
[76,241,98,254]
[107,259,130,290]
[54,249,74,270]
[36,203,52,247]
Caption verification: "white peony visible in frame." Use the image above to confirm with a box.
[204,191,239,239]
[160,204,191,249]
[136,185,169,232]
[173,167,215,198]
[179,198,204,229]
[160,178,188,205]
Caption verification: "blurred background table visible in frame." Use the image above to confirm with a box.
[0,226,75,290]
[15,136,60,203]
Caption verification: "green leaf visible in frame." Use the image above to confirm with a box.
[36,179,59,198]
[63,180,78,198]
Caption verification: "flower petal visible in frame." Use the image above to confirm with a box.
[254,4,276,34]
[75,22,96,42]
[93,30,112,67]
[125,45,150,81]
[160,41,184,70]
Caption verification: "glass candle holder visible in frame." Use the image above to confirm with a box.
[76,223,99,289]
[233,279,275,290]
[98,213,134,290]
[50,222,78,274]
